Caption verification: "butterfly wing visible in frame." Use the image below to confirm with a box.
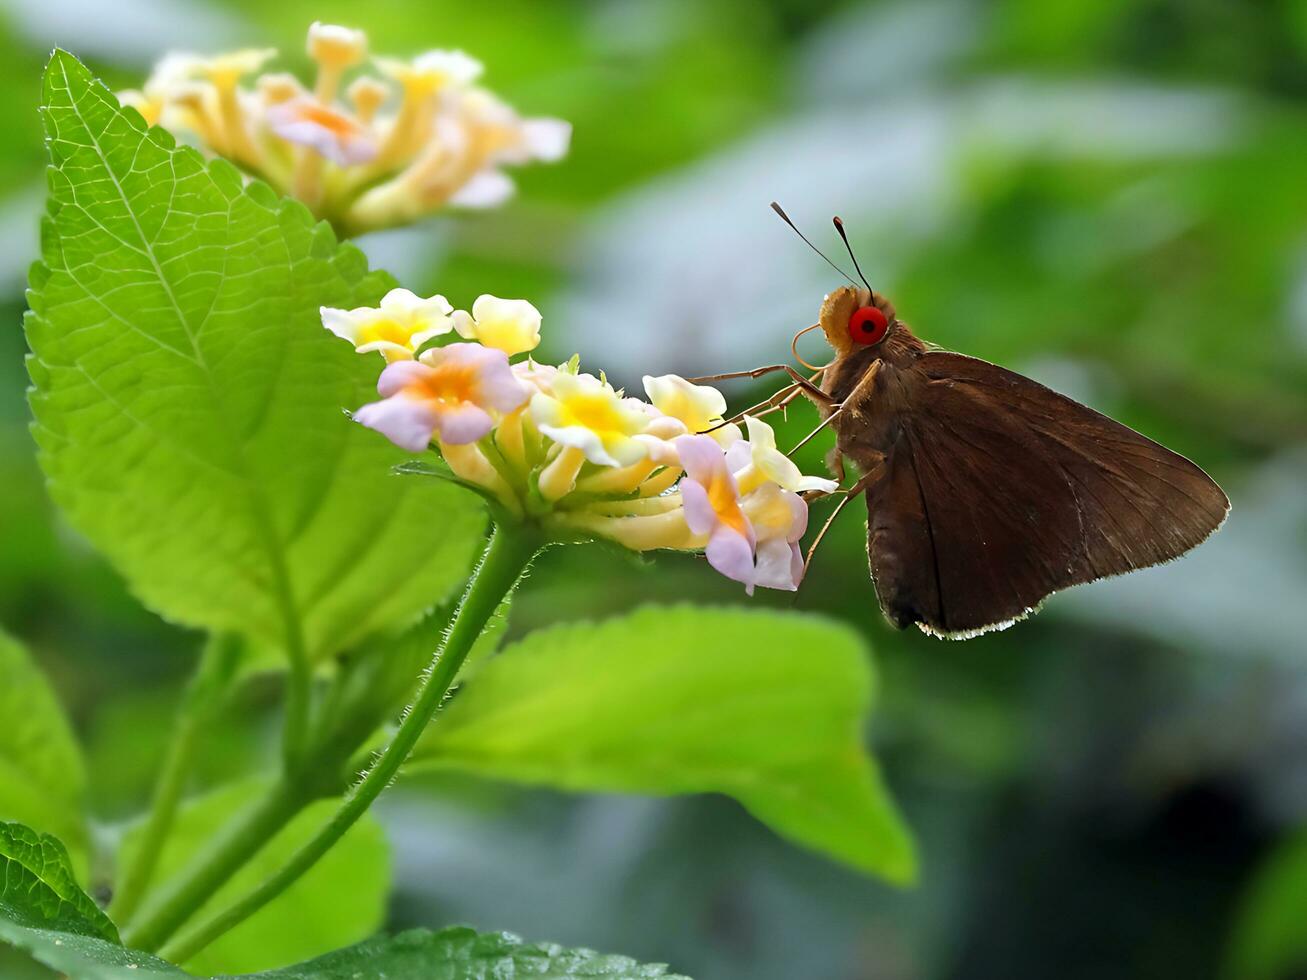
[863,351,1229,638]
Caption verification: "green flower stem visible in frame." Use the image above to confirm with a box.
[155,525,542,965]
[109,633,242,926]
[121,775,312,953]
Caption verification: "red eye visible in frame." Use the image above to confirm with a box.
[848,306,889,345]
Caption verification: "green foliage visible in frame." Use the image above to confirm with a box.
[0,820,116,942]
[1,922,688,980]
[247,927,689,979]
[25,51,484,663]
[0,821,681,979]
[1224,828,1307,980]
[121,780,390,975]
[408,605,915,883]
[0,629,88,878]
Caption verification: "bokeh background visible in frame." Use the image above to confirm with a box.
[3,0,1307,978]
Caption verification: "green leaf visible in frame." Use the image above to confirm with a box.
[246,927,690,979]
[0,925,687,979]
[0,830,183,976]
[0,629,88,879]
[26,50,483,662]
[408,605,916,883]
[122,780,390,976]
[0,930,185,980]
[1224,829,1307,980]
[0,821,117,945]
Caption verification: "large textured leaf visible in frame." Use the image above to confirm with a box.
[248,927,689,979]
[408,605,916,883]
[122,779,389,975]
[25,51,483,660]
[0,629,88,878]
[0,925,686,979]
[0,821,116,943]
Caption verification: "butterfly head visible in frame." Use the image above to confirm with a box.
[818,285,897,357]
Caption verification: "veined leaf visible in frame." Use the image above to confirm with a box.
[0,924,686,979]
[0,821,116,943]
[246,927,690,979]
[25,51,483,661]
[0,628,88,879]
[121,779,389,976]
[407,605,916,883]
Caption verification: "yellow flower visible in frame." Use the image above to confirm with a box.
[376,50,483,97]
[530,372,649,467]
[119,23,569,234]
[452,295,543,356]
[321,288,455,361]
[643,374,740,446]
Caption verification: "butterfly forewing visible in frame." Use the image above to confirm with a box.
[860,352,1229,638]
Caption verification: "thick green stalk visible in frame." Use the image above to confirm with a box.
[110,633,241,926]
[156,525,540,964]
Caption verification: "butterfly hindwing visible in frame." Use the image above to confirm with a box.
[863,352,1229,638]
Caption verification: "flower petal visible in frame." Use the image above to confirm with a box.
[754,538,803,591]
[706,525,756,594]
[434,403,494,444]
[353,395,436,452]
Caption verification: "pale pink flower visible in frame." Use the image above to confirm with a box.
[353,343,528,451]
[675,434,756,593]
[266,97,378,165]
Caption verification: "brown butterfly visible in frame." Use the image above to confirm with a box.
[694,204,1229,639]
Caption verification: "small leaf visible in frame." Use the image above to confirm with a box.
[0,820,117,943]
[0,628,89,879]
[122,779,390,975]
[1224,829,1307,980]
[244,926,690,979]
[27,50,484,662]
[407,605,916,883]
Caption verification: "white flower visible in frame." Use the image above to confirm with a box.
[307,22,367,70]
[735,416,839,494]
[742,481,809,592]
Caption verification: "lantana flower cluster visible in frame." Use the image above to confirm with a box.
[323,289,838,593]
[119,22,569,234]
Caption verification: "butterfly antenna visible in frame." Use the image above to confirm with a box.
[770,202,857,286]
[831,216,873,294]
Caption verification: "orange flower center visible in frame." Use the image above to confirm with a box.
[296,102,361,137]
[410,362,479,408]
[707,471,749,537]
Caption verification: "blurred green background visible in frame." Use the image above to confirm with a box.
[3,0,1307,977]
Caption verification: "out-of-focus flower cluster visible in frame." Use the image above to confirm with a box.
[119,22,569,234]
[323,289,838,593]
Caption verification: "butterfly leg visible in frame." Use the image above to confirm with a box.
[686,364,836,407]
[802,459,884,575]
[825,447,846,483]
[787,405,844,456]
